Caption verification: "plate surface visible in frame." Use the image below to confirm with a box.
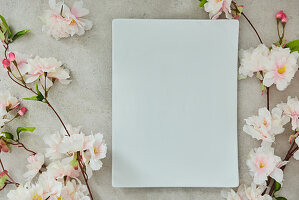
[112,19,239,187]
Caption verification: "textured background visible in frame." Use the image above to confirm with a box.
[0,0,299,199]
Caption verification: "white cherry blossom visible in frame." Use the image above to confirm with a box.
[204,0,232,19]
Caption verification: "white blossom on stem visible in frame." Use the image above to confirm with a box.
[243,107,289,143]
[24,153,45,181]
[278,96,299,131]
[247,143,286,185]
[42,0,93,40]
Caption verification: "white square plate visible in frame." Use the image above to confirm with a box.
[112,19,239,187]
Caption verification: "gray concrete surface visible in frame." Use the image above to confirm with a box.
[0,0,299,199]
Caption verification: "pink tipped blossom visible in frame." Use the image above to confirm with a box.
[275,10,283,19]
[2,59,10,68]
[8,52,15,62]
[18,107,28,116]
[281,13,287,23]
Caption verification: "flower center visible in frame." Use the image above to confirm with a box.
[94,147,99,155]
[259,162,265,168]
[70,19,76,25]
[32,195,42,200]
[216,0,223,2]
[277,66,286,74]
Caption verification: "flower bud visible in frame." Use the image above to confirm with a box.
[2,59,10,68]
[18,107,28,116]
[8,52,15,62]
[281,13,287,23]
[275,10,283,19]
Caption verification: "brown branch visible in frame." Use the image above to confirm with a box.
[8,141,36,155]
[77,151,94,200]
[0,159,19,187]
[263,139,299,195]
[266,87,270,110]
[231,1,263,44]
[45,100,70,136]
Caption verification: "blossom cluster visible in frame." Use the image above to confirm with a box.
[0,91,27,128]
[203,0,232,19]
[239,44,299,91]
[242,97,298,185]
[221,96,299,200]
[222,184,272,200]
[2,52,70,90]
[7,124,107,200]
[41,0,93,40]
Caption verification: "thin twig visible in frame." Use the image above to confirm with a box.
[241,12,263,44]
[266,87,270,110]
[7,141,36,155]
[45,100,70,136]
[0,159,19,187]
[77,152,94,200]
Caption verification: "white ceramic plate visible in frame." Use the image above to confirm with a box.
[112,19,239,187]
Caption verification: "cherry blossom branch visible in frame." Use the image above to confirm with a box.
[77,151,94,200]
[268,142,299,196]
[232,1,263,44]
[2,40,93,199]
[262,132,299,195]
[231,1,270,110]
[0,159,19,188]
[241,12,263,44]
[45,100,70,136]
[7,141,36,155]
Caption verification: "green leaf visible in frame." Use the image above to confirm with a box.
[23,96,39,101]
[0,23,7,34]
[199,0,207,7]
[276,197,287,200]
[70,154,79,168]
[12,29,30,41]
[260,83,267,92]
[23,75,45,102]
[1,132,14,140]
[36,75,45,101]
[0,172,8,190]
[0,15,11,38]
[16,127,36,141]
[274,181,281,192]
[0,30,5,41]
[285,40,299,53]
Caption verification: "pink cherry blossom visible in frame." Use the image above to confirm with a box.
[275,10,283,19]
[18,107,28,116]
[247,143,285,185]
[8,52,15,62]
[281,13,287,23]
[2,59,10,68]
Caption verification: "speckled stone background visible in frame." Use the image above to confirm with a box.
[0,0,299,199]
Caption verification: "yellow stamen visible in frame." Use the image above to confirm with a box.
[263,120,267,126]
[259,162,265,168]
[278,66,286,74]
[216,0,223,2]
[70,19,76,25]
[32,195,42,200]
[94,148,99,155]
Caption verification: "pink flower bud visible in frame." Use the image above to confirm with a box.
[2,59,10,68]
[18,107,28,116]
[275,10,283,19]
[281,13,287,23]
[8,52,15,62]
